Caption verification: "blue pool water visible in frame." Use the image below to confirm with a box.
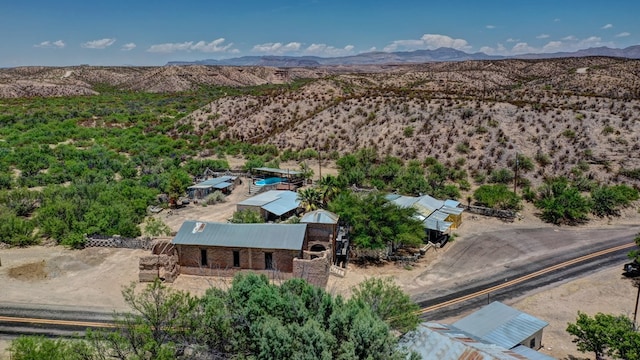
[255,177,284,186]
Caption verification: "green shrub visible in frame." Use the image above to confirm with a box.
[473,184,521,210]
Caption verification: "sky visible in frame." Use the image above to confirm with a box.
[1,0,638,67]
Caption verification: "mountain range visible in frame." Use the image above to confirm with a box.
[168,45,640,67]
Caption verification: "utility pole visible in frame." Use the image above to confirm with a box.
[514,151,519,193]
[634,280,640,330]
[317,146,322,180]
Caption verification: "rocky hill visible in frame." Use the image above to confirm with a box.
[1,57,640,188]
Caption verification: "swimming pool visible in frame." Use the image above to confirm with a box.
[255,177,285,186]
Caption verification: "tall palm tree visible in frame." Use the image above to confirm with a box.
[317,175,342,205]
[297,187,323,212]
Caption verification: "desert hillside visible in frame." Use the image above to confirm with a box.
[2,57,640,187]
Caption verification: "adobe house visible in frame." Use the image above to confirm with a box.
[172,220,307,274]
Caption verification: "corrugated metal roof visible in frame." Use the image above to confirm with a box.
[510,346,555,360]
[189,176,236,188]
[399,323,537,360]
[415,195,444,213]
[424,210,452,232]
[253,167,302,175]
[389,195,421,209]
[237,190,300,217]
[172,220,306,250]
[445,199,461,208]
[441,205,464,216]
[300,210,339,224]
[453,302,549,350]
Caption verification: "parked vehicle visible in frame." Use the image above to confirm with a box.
[623,261,640,276]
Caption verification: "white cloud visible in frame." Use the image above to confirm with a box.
[34,40,65,49]
[121,43,136,51]
[486,25,496,29]
[383,34,471,52]
[511,42,536,54]
[615,32,631,38]
[542,41,563,52]
[506,38,519,43]
[479,43,507,55]
[562,35,578,41]
[602,24,613,29]
[147,38,234,53]
[366,46,377,52]
[252,42,301,53]
[81,38,116,49]
[302,43,355,56]
[536,34,550,39]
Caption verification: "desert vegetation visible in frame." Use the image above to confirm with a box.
[1,57,639,248]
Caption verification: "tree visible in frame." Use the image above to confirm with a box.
[317,175,344,205]
[329,191,424,251]
[350,277,420,334]
[143,217,172,237]
[230,209,265,223]
[591,185,639,217]
[9,336,95,360]
[536,177,592,225]
[566,311,640,360]
[297,187,324,212]
[473,184,521,210]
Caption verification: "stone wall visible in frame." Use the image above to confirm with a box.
[85,235,154,250]
[139,253,179,283]
[293,250,331,288]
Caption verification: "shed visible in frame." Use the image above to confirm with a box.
[172,220,307,273]
[187,175,238,199]
[237,190,301,221]
[453,301,549,351]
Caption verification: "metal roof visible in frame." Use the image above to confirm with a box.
[510,346,555,360]
[453,302,549,350]
[300,209,339,224]
[238,190,301,216]
[424,210,452,232]
[252,167,302,176]
[399,322,538,360]
[441,205,464,216]
[172,220,306,250]
[445,199,461,208]
[388,195,421,209]
[188,176,236,189]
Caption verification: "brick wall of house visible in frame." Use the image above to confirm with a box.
[304,223,335,250]
[293,250,331,288]
[176,245,299,273]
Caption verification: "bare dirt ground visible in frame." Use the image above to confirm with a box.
[1,186,639,359]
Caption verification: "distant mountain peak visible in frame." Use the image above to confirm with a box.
[167,45,640,67]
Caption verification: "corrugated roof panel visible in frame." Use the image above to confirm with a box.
[389,195,421,209]
[415,195,444,213]
[445,199,461,208]
[424,210,452,231]
[453,302,549,349]
[213,181,233,189]
[299,210,339,224]
[172,221,306,250]
[441,205,464,216]
[399,323,539,360]
[510,346,555,360]
[237,190,284,206]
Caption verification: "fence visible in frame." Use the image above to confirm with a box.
[84,235,154,250]
[464,205,516,221]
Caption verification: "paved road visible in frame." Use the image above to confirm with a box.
[411,224,639,319]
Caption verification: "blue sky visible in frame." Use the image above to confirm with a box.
[2,0,638,67]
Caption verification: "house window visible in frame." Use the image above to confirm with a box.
[200,249,208,266]
[529,337,536,349]
[265,252,273,270]
[233,251,240,267]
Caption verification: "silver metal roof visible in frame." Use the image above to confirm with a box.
[453,301,549,350]
[399,322,540,360]
[252,167,302,176]
[441,205,463,216]
[511,345,556,360]
[238,190,300,216]
[300,210,339,224]
[172,220,306,250]
[424,210,452,232]
[188,176,236,189]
